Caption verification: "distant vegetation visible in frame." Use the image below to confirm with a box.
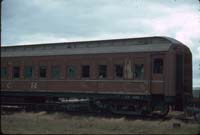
[193,87,200,98]
[193,87,200,90]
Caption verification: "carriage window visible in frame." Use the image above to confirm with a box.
[115,64,123,79]
[134,64,144,80]
[81,65,90,78]
[39,66,47,78]
[98,65,107,79]
[24,66,33,79]
[153,58,163,73]
[1,67,7,78]
[13,66,20,78]
[67,66,76,79]
[51,66,60,79]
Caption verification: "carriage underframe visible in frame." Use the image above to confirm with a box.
[1,91,173,117]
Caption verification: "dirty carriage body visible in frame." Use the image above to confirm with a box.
[1,36,193,116]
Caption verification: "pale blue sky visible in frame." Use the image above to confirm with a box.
[2,0,200,87]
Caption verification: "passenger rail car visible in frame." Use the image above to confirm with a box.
[1,36,192,116]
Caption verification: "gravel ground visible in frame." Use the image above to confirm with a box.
[1,111,200,134]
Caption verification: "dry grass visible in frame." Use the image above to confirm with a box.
[1,111,200,134]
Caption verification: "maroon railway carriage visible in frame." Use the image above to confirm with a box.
[1,36,192,116]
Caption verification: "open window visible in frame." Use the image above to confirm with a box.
[153,58,163,74]
[115,64,123,79]
[98,65,107,79]
[13,66,20,78]
[134,64,144,80]
[39,66,47,78]
[81,65,90,78]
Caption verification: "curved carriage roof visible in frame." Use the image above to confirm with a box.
[1,36,184,57]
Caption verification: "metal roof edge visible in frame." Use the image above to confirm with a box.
[1,36,180,48]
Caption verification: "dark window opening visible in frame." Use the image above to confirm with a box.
[115,64,123,79]
[134,64,144,80]
[98,65,107,79]
[13,66,20,78]
[82,65,90,78]
[1,67,7,78]
[39,66,47,78]
[51,66,60,79]
[153,58,163,73]
[24,66,33,79]
[67,66,76,79]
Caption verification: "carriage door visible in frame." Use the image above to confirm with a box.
[151,55,164,95]
[175,53,184,110]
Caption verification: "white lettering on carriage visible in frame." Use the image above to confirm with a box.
[31,82,37,89]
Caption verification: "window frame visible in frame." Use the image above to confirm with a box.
[134,64,144,80]
[13,66,20,79]
[24,66,33,79]
[114,64,124,79]
[39,65,47,79]
[81,65,90,79]
[51,65,60,79]
[153,58,163,74]
[67,65,76,79]
[1,67,7,79]
[98,65,107,79]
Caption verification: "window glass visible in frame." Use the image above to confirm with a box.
[81,65,90,78]
[67,66,76,79]
[24,66,33,79]
[51,66,60,79]
[39,66,47,78]
[134,64,144,80]
[153,59,163,73]
[115,64,123,79]
[13,66,20,78]
[1,67,7,78]
[98,65,107,79]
